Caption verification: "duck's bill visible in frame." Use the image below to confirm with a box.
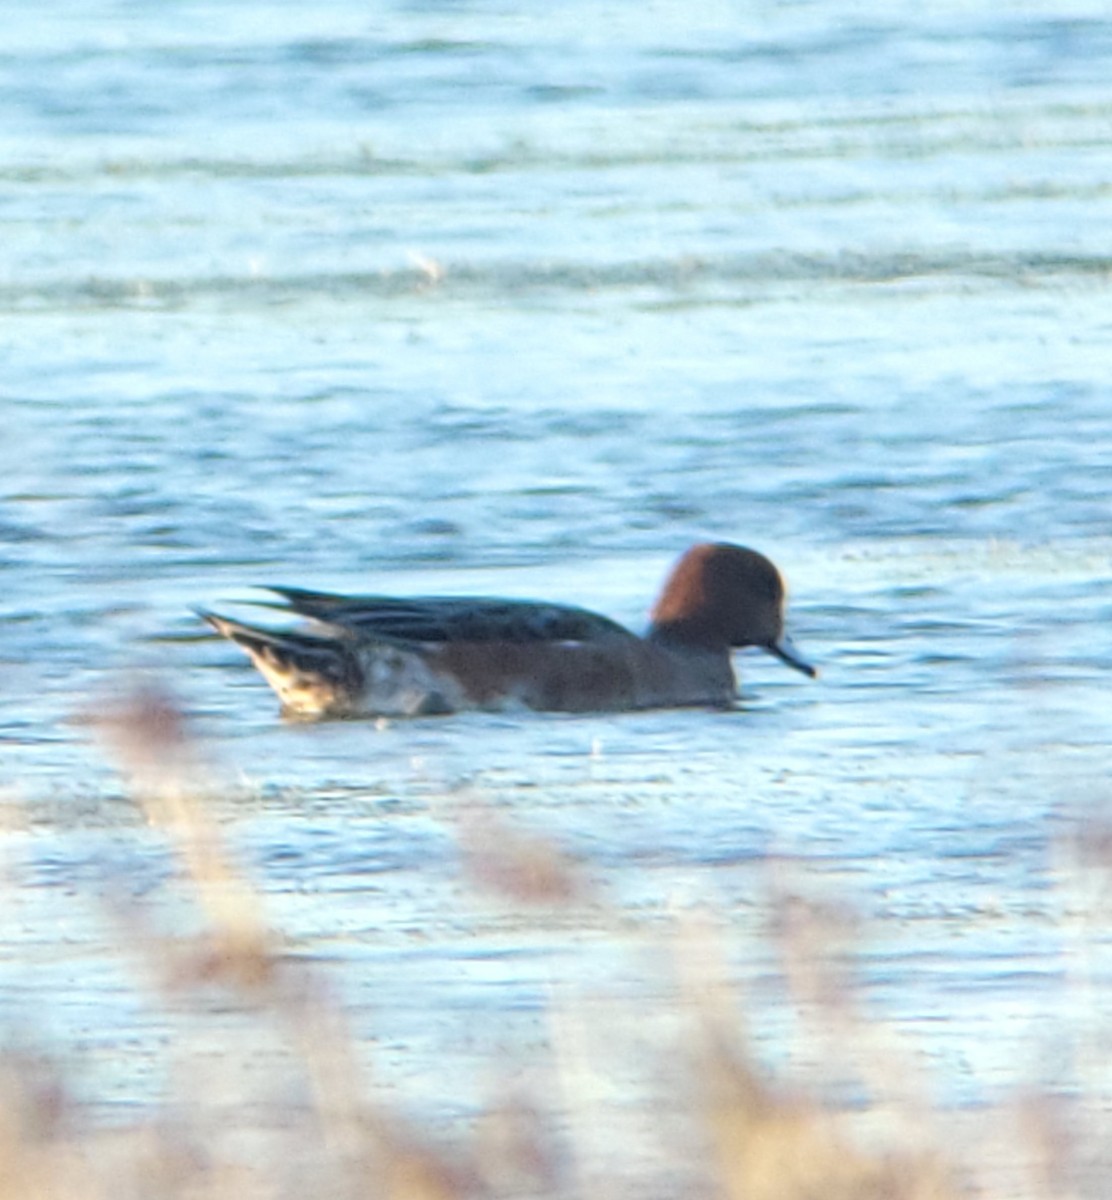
[766,636,817,679]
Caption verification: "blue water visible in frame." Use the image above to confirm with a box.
[4,1,1112,1189]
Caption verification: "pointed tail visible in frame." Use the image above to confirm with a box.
[197,610,364,718]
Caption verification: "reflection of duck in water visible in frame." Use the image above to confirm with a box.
[199,542,815,719]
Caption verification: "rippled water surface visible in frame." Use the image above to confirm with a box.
[4,1,1112,1190]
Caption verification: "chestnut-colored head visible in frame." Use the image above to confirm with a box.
[649,543,815,676]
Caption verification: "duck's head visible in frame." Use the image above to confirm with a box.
[649,542,816,677]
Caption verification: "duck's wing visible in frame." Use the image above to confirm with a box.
[264,586,637,644]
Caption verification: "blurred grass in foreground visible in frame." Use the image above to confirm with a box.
[3,683,1106,1199]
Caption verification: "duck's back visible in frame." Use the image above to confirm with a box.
[267,588,637,645]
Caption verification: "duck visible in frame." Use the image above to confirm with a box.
[198,542,815,719]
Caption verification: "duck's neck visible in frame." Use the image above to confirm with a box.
[647,620,732,655]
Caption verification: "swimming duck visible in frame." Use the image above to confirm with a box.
[199,542,814,719]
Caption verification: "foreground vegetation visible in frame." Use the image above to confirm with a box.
[2,685,1104,1199]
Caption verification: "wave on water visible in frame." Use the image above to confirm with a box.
[8,247,1111,313]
